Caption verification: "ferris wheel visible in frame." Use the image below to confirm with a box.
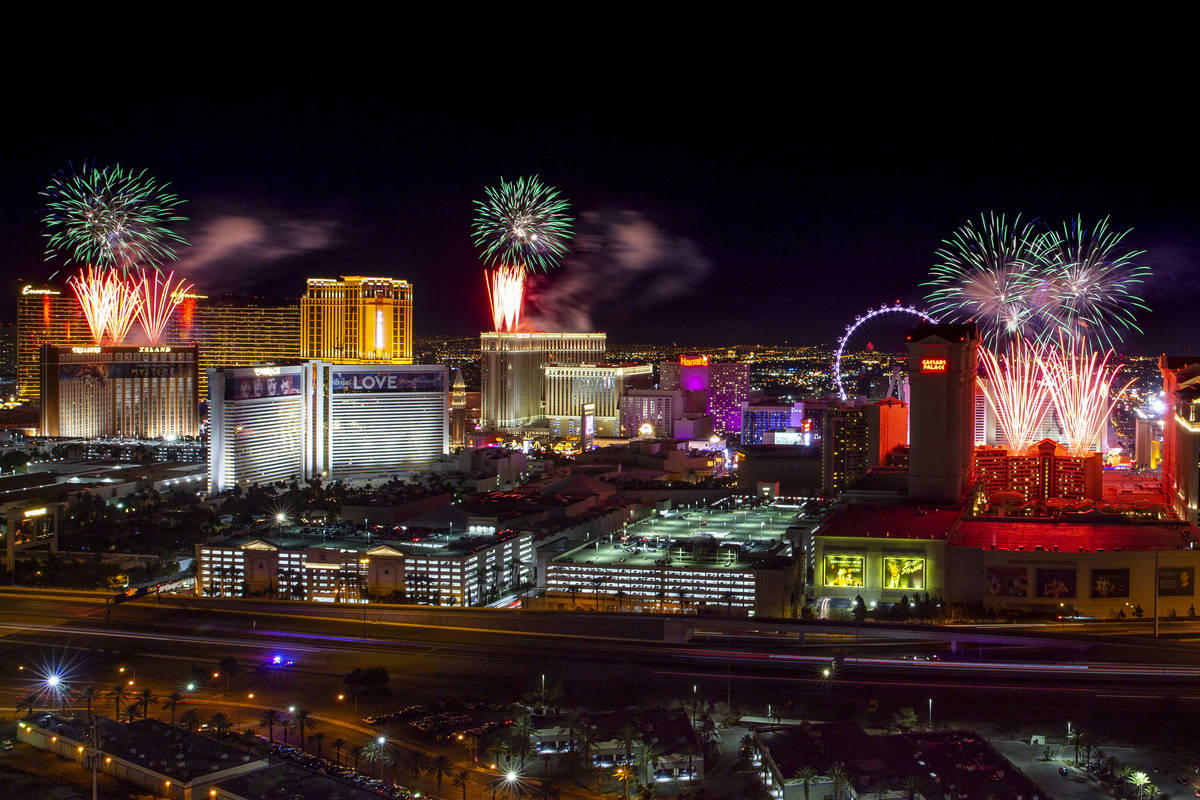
[834,303,937,400]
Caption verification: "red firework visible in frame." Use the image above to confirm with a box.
[67,266,142,345]
[485,265,526,332]
[134,269,194,344]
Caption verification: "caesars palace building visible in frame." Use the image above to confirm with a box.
[208,362,447,493]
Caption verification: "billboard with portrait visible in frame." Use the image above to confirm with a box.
[987,566,1028,597]
[331,370,444,394]
[226,373,302,401]
[823,554,864,587]
[1036,568,1077,598]
[1090,569,1130,598]
[882,556,925,590]
[1158,566,1195,596]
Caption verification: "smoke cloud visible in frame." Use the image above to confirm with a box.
[172,215,337,289]
[524,210,712,331]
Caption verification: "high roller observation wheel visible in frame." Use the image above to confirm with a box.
[834,303,937,400]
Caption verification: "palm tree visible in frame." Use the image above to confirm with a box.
[122,703,141,724]
[161,691,183,725]
[903,775,922,800]
[15,693,38,716]
[1145,783,1159,800]
[793,766,819,800]
[829,764,851,800]
[333,737,347,766]
[218,656,241,693]
[76,685,98,723]
[452,769,470,800]
[635,740,658,784]
[360,741,391,778]
[259,708,283,743]
[510,715,534,762]
[619,721,639,766]
[406,749,431,780]
[179,707,201,732]
[110,683,130,719]
[292,708,316,750]
[208,712,232,733]
[428,753,453,797]
[137,689,155,720]
[311,731,325,759]
[1128,770,1150,799]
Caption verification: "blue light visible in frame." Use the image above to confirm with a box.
[272,655,282,665]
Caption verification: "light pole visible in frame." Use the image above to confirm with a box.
[928,698,933,728]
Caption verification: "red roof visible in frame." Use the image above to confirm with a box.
[955,520,1190,552]
[814,507,962,540]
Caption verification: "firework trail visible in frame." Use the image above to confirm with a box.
[485,265,526,332]
[104,273,142,344]
[472,175,573,272]
[134,269,194,344]
[42,163,188,272]
[1040,336,1133,455]
[977,339,1054,454]
[68,266,114,344]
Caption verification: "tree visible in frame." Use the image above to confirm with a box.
[1128,771,1150,799]
[179,707,201,732]
[138,689,156,720]
[122,703,141,724]
[406,749,431,780]
[15,693,38,716]
[162,691,183,725]
[360,741,392,778]
[852,595,867,622]
[333,737,347,766]
[793,766,819,800]
[293,708,316,750]
[619,721,639,765]
[903,775,922,800]
[429,754,453,797]
[218,656,242,693]
[76,685,98,723]
[452,768,470,800]
[110,683,130,720]
[532,779,562,800]
[209,712,232,733]
[635,740,658,784]
[259,708,283,743]
[829,764,851,800]
[311,732,325,759]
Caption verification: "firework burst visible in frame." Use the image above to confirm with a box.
[42,162,188,271]
[977,339,1053,454]
[68,267,143,345]
[472,175,573,272]
[134,269,194,343]
[485,265,526,332]
[1040,337,1132,455]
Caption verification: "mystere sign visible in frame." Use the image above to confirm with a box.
[331,371,445,394]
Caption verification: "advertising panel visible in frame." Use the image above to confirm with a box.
[882,556,925,590]
[227,372,302,401]
[1036,568,1077,598]
[824,554,864,587]
[1158,566,1195,596]
[331,370,445,394]
[1090,568,1130,598]
[986,566,1028,597]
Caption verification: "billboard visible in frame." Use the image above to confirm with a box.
[987,566,1028,597]
[1158,566,1195,596]
[227,372,303,401]
[883,556,925,590]
[824,554,864,587]
[1090,569,1130,598]
[580,402,595,451]
[61,362,190,384]
[1036,568,1076,598]
[331,370,445,394]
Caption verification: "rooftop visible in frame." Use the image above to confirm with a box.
[217,761,383,800]
[955,519,1192,552]
[209,525,525,558]
[814,507,962,540]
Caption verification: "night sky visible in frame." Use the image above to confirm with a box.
[5,85,1199,354]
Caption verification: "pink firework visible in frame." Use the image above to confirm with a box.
[68,266,113,344]
[485,265,525,332]
[104,274,142,344]
[1040,337,1133,454]
[134,269,194,343]
[977,338,1053,454]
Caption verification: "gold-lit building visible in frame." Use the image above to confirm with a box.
[40,344,199,439]
[16,282,301,403]
[301,276,413,364]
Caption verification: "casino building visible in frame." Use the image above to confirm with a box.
[301,276,413,364]
[480,332,606,431]
[208,362,447,493]
[39,344,199,439]
[658,355,750,434]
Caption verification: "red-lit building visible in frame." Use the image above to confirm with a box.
[974,439,1103,504]
[1160,355,1200,525]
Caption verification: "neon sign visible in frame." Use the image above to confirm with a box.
[921,357,948,373]
[22,285,60,296]
[71,346,101,354]
[679,355,709,367]
[138,346,172,353]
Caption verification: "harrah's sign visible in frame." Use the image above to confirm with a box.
[679,355,709,367]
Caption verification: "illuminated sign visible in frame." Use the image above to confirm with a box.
[823,554,864,587]
[920,357,947,373]
[253,367,282,377]
[24,507,47,518]
[71,346,102,354]
[679,355,709,367]
[22,285,60,296]
[331,371,445,394]
[138,346,172,353]
[171,291,208,299]
[883,556,925,590]
[801,418,814,434]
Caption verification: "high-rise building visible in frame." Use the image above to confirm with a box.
[544,363,653,438]
[39,344,199,439]
[479,332,606,431]
[208,362,447,493]
[656,356,749,434]
[301,276,413,364]
[740,401,805,446]
[819,399,906,495]
[1160,355,1200,524]
[906,323,979,504]
[450,368,468,448]
[973,439,1103,503]
[17,282,301,403]
[619,390,687,438]
[0,322,17,383]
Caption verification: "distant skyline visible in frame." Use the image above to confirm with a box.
[5,84,1199,354]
